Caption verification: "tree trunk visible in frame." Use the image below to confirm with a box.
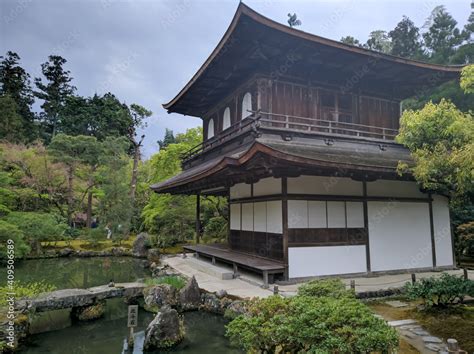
[129,135,145,206]
[67,165,74,225]
[130,142,140,204]
[86,166,97,228]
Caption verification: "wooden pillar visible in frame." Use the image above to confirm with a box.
[363,181,371,273]
[196,193,201,244]
[282,177,289,280]
[428,193,437,268]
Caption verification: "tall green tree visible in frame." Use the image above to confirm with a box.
[157,128,176,150]
[35,55,76,141]
[340,36,361,47]
[423,6,464,63]
[59,93,134,140]
[128,104,152,209]
[0,51,36,141]
[389,16,424,59]
[0,95,24,142]
[365,30,392,53]
[97,137,131,242]
[48,134,100,224]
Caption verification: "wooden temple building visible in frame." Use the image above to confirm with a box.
[152,4,462,285]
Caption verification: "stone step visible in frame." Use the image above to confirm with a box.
[185,256,234,280]
[387,319,417,327]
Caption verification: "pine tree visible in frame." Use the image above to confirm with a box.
[0,51,36,141]
[423,6,464,63]
[157,128,176,150]
[34,55,76,142]
[389,16,424,59]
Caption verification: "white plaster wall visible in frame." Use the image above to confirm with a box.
[230,204,241,230]
[288,200,308,228]
[230,201,282,234]
[288,245,367,278]
[266,201,282,234]
[327,201,346,228]
[253,202,267,232]
[241,203,254,231]
[366,180,427,198]
[230,183,251,199]
[432,195,454,267]
[287,176,363,196]
[253,177,281,196]
[308,201,327,228]
[368,201,433,271]
[346,202,364,228]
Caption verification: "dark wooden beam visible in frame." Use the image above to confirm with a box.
[282,177,289,280]
[428,193,437,268]
[363,181,371,273]
[196,193,201,244]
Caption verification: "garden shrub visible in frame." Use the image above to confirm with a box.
[5,211,67,243]
[405,273,474,307]
[297,278,354,298]
[226,295,398,353]
[0,220,29,260]
[0,281,56,306]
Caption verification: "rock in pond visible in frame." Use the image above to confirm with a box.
[132,232,149,258]
[179,276,201,310]
[144,284,177,312]
[200,293,232,315]
[143,305,184,350]
[71,301,106,321]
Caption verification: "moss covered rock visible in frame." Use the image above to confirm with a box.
[71,301,105,321]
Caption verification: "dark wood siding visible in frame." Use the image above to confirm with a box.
[288,228,367,247]
[229,230,283,261]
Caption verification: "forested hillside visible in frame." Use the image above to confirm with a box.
[0,53,227,259]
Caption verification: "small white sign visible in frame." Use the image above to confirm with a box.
[127,305,138,328]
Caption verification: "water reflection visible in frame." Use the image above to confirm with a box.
[2,257,150,289]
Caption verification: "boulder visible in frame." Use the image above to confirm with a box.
[132,232,149,258]
[200,293,232,315]
[178,276,201,310]
[71,301,105,321]
[58,248,74,257]
[144,284,177,312]
[143,306,184,350]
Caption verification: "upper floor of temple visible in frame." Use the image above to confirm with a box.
[162,3,462,172]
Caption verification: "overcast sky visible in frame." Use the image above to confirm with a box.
[1,0,469,158]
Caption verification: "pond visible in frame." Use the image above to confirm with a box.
[10,257,241,353]
[22,301,241,354]
[2,257,150,289]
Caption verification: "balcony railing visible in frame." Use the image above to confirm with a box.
[182,110,399,164]
[181,114,258,163]
[258,111,398,140]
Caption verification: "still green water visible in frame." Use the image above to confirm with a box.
[12,257,241,353]
[4,257,150,289]
[22,301,241,354]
